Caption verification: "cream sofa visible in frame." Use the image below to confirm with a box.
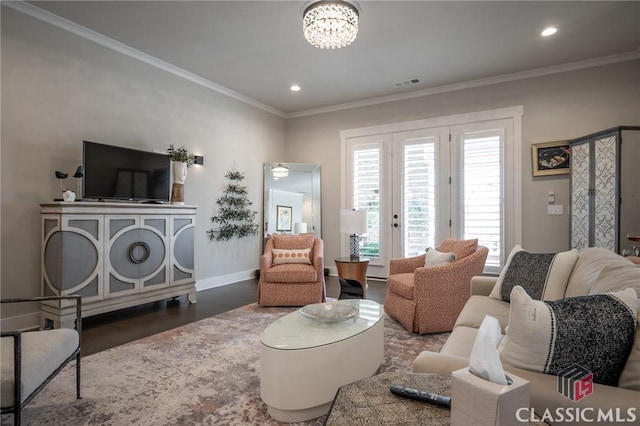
[413,247,640,424]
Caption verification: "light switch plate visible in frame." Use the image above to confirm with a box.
[548,205,564,215]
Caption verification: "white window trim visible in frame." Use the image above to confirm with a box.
[340,106,523,268]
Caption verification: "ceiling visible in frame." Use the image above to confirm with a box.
[24,1,640,116]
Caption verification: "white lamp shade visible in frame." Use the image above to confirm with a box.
[293,222,308,234]
[340,209,368,235]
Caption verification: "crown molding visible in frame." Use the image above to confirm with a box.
[6,1,639,120]
[287,48,640,119]
[4,1,288,118]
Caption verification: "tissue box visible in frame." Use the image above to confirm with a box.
[451,367,530,426]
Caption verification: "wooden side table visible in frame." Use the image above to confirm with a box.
[625,234,640,258]
[335,257,369,299]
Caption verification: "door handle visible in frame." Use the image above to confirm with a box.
[393,223,399,228]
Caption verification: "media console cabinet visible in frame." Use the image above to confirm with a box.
[40,202,196,327]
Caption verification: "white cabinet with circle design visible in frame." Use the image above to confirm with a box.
[105,215,170,297]
[41,203,196,327]
[42,214,105,303]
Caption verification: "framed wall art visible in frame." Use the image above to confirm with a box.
[276,205,292,232]
[531,141,571,177]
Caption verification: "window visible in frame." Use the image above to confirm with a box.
[342,107,522,277]
[461,131,502,270]
[403,141,436,256]
[353,146,381,257]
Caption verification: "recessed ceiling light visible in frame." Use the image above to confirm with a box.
[541,27,557,37]
[290,84,301,92]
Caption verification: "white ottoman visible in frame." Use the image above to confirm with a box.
[260,299,385,422]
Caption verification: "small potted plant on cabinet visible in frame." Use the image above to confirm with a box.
[167,145,194,204]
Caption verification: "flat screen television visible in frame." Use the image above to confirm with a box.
[83,141,170,202]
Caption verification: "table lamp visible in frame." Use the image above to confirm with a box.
[293,222,308,235]
[340,209,368,260]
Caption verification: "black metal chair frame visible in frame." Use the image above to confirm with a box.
[1,295,82,425]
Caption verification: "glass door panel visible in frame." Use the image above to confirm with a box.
[392,128,450,260]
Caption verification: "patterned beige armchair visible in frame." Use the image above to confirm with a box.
[258,234,326,306]
[1,295,82,425]
[384,239,488,334]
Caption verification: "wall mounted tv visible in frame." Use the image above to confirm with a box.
[83,141,170,202]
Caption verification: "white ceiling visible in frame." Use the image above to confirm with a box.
[25,1,640,116]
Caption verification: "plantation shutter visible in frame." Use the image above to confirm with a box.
[403,141,436,256]
[353,147,381,258]
[461,131,502,272]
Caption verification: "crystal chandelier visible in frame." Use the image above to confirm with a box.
[271,163,289,178]
[303,1,360,49]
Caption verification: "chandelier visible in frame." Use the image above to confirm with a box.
[303,1,360,49]
[271,163,289,178]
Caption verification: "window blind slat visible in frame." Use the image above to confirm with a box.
[404,142,435,257]
[463,134,502,269]
[353,148,380,257]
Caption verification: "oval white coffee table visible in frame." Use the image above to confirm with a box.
[260,299,385,422]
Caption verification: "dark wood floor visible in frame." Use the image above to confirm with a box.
[82,276,387,356]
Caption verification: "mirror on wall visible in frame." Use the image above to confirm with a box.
[263,163,321,242]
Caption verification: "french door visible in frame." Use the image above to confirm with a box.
[390,127,451,262]
[342,108,521,278]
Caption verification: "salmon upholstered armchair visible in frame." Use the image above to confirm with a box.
[384,239,488,334]
[258,233,326,306]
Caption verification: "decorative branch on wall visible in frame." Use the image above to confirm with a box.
[207,170,259,241]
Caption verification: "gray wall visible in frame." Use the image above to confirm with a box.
[2,4,639,326]
[286,60,640,264]
[1,8,285,323]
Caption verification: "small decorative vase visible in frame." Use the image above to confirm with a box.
[63,190,76,202]
[171,161,188,205]
[173,161,188,184]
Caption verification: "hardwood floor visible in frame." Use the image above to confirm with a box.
[81,276,387,356]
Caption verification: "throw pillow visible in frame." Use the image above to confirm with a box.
[424,247,456,267]
[590,265,640,391]
[619,314,640,391]
[272,248,312,266]
[437,238,478,261]
[565,247,634,297]
[499,286,638,387]
[489,246,578,302]
[590,264,640,298]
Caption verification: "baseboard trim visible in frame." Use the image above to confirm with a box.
[3,269,330,329]
[1,311,41,332]
[196,269,258,291]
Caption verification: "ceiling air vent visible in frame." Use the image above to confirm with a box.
[393,78,421,88]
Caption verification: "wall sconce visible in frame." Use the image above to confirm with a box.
[193,155,204,166]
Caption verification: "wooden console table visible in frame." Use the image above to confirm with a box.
[40,202,196,327]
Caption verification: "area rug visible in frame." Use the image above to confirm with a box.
[2,304,449,425]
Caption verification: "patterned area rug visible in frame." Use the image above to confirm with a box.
[2,303,449,425]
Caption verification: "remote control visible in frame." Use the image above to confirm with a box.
[389,384,452,408]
